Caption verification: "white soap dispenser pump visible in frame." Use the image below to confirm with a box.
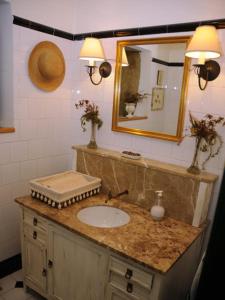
[150,190,165,221]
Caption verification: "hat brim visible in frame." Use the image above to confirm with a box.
[28,41,65,92]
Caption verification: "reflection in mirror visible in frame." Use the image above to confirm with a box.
[112,37,190,142]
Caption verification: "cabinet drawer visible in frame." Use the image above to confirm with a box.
[109,256,153,291]
[23,210,47,232]
[24,224,47,245]
[107,283,140,300]
[109,273,150,299]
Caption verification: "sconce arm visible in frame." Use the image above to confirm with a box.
[87,61,112,86]
[198,74,208,91]
[193,60,220,91]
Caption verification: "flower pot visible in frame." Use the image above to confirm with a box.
[125,103,136,118]
[187,137,202,174]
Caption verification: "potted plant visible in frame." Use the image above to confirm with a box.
[179,112,225,174]
[75,99,103,149]
[125,92,149,117]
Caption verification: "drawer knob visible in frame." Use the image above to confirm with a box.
[48,260,53,268]
[127,282,133,293]
[33,231,37,239]
[125,268,133,280]
[33,217,38,226]
[42,268,47,277]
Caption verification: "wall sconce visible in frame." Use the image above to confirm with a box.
[79,37,112,85]
[122,48,129,67]
[185,25,222,90]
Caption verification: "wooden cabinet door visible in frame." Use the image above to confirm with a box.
[23,236,47,294]
[48,225,108,300]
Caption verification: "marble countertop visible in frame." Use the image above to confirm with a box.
[15,194,203,274]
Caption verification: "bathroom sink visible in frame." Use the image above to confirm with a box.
[77,205,130,228]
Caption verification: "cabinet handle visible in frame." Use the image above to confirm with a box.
[42,268,47,277]
[125,268,133,279]
[33,217,37,226]
[33,231,37,239]
[48,260,53,268]
[127,282,133,293]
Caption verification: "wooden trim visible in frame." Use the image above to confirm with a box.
[118,116,148,122]
[0,127,15,133]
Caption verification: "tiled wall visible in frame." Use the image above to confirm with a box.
[0,25,82,261]
[73,32,225,219]
[1,18,225,262]
[73,32,225,175]
[74,0,225,33]
[11,0,77,33]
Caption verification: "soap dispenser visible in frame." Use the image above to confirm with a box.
[150,190,165,221]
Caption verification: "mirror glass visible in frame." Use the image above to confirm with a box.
[112,36,190,142]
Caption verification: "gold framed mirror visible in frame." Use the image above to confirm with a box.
[112,36,190,142]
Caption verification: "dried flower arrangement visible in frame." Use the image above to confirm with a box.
[75,99,103,131]
[75,99,103,149]
[179,112,225,174]
[125,92,149,104]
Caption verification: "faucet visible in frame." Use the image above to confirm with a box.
[105,189,129,203]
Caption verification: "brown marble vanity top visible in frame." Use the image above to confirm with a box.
[15,194,203,274]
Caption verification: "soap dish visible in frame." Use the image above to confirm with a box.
[30,170,101,209]
[121,151,142,160]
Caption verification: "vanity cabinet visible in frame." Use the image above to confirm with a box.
[47,224,108,300]
[106,256,154,300]
[19,206,203,300]
[22,210,47,296]
[20,208,108,300]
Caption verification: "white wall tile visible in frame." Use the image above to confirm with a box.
[36,119,54,139]
[1,163,20,185]
[14,99,28,120]
[0,144,11,165]
[0,184,12,204]
[11,141,28,162]
[11,181,30,199]
[20,160,37,180]
[19,119,37,141]
[27,140,40,159]
[27,98,45,119]
[37,154,72,177]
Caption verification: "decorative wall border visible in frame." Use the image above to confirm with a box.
[0,254,21,279]
[13,15,225,41]
[152,57,184,67]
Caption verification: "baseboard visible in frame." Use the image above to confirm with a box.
[0,254,22,279]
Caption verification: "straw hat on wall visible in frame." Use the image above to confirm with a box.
[28,41,65,92]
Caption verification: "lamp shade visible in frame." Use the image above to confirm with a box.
[185,25,222,63]
[122,48,129,66]
[79,37,105,64]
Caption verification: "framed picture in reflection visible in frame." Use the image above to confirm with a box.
[157,70,164,86]
[151,87,164,111]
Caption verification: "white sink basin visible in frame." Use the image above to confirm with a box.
[77,205,130,228]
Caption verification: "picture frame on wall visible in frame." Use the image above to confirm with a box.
[157,70,164,86]
[151,87,164,111]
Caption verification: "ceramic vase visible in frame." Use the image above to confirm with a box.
[187,137,202,175]
[87,122,97,149]
[125,103,136,118]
